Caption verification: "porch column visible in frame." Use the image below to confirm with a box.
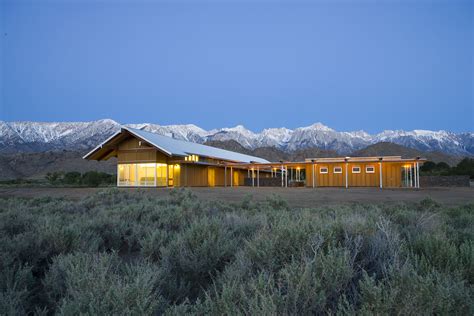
[414,162,418,188]
[154,163,157,187]
[312,162,315,188]
[409,165,413,187]
[224,166,227,187]
[379,160,383,189]
[230,167,233,187]
[345,161,349,189]
[257,167,260,187]
[285,166,288,188]
[252,168,255,187]
[416,162,420,188]
[165,164,169,187]
[281,164,284,187]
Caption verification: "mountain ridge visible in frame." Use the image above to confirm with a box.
[0,119,473,156]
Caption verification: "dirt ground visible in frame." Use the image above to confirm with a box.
[0,186,473,207]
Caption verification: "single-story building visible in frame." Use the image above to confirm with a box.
[84,126,425,189]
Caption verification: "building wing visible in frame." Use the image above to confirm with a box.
[83,126,269,163]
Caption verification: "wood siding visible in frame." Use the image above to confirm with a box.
[180,164,209,187]
[306,162,402,188]
[117,137,168,163]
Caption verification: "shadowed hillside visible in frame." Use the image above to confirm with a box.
[351,142,462,166]
[0,151,116,180]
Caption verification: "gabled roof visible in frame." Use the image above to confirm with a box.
[84,126,269,163]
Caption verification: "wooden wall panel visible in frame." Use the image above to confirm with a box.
[348,162,379,187]
[118,150,157,163]
[117,136,168,163]
[316,163,345,187]
[179,164,209,187]
[382,163,402,188]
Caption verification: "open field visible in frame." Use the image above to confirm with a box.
[0,189,472,314]
[0,186,473,207]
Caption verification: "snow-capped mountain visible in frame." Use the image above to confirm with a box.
[0,119,472,156]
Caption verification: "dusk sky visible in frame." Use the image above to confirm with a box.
[0,0,472,133]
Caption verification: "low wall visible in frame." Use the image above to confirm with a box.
[420,175,471,187]
[243,177,283,187]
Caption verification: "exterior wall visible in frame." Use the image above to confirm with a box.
[348,162,379,187]
[382,162,402,188]
[117,137,168,163]
[306,162,402,188]
[420,175,470,187]
[180,164,209,187]
[315,163,345,187]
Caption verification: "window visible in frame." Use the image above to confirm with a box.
[320,167,328,174]
[366,166,375,173]
[185,155,199,162]
[117,163,169,187]
[334,167,343,174]
[352,166,361,173]
[137,163,156,186]
[156,163,167,186]
[118,164,137,186]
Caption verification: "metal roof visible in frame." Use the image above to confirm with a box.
[84,126,269,163]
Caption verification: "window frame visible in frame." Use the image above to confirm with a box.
[319,167,328,174]
[333,166,343,174]
[352,166,361,174]
[365,165,375,173]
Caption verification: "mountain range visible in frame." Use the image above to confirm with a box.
[1,119,473,156]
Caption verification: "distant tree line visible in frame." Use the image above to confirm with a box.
[420,158,474,179]
[45,171,116,187]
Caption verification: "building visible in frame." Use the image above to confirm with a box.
[84,126,425,188]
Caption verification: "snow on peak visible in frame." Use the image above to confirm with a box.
[0,119,472,156]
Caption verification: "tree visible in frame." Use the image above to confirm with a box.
[420,161,436,173]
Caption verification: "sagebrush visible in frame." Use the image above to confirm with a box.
[0,189,472,315]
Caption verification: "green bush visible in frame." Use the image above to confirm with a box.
[0,189,472,314]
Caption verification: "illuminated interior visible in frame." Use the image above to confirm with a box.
[118,163,170,187]
[184,154,199,162]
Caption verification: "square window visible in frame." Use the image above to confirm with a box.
[320,167,328,174]
[334,167,342,173]
[366,166,375,173]
[352,166,361,173]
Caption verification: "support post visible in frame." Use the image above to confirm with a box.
[414,162,417,188]
[281,165,284,187]
[345,162,348,189]
[409,165,412,187]
[416,162,420,188]
[257,167,259,187]
[224,166,227,187]
[230,167,233,187]
[252,168,255,187]
[285,166,288,188]
[379,160,383,189]
[312,163,315,188]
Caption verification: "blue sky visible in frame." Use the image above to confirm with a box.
[0,0,472,133]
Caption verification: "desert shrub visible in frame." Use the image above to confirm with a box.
[0,189,472,314]
[63,171,82,185]
[43,252,164,315]
[159,217,241,301]
[358,262,472,315]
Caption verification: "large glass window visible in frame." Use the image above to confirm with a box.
[118,163,169,187]
[118,164,137,186]
[156,164,167,186]
[137,163,156,186]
